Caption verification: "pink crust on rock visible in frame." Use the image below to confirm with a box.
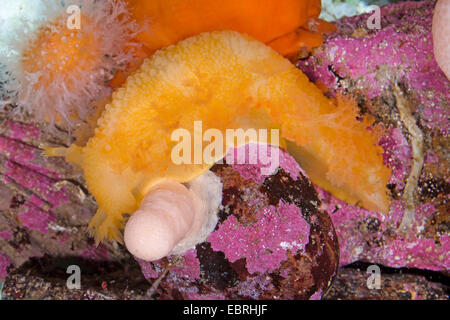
[7,121,40,141]
[4,160,69,207]
[80,244,110,261]
[0,252,10,279]
[378,127,411,191]
[170,249,201,280]
[432,0,450,79]
[185,291,226,300]
[1,122,70,235]
[226,143,306,184]
[0,134,57,179]
[309,289,323,300]
[17,204,57,234]
[209,201,310,275]
[298,1,449,134]
[136,249,201,281]
[319,188,449,270]
[237,274,275,299]
[0,230,12,241]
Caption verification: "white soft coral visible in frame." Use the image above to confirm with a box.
[0,0,138,128]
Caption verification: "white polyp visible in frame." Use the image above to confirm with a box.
[124,171,222,261]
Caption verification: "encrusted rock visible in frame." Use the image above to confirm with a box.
[136,144,339,300]
[297,0,449,271]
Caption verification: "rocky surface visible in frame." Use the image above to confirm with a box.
[0,111,131,279]
[0,118,340,299]
[2,259,447,300]
[135,144,339,300]
[323,264,449,300]
[297,0,449,272]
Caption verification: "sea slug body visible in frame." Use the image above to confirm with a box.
[47,31,390,246]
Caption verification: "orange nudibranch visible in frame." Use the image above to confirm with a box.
[48,31,390,243]
[111,0,334,87]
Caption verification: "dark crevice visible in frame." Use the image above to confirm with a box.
[342,261,450,288]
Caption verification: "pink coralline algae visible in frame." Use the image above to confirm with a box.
[298,1,449,135]
[137,249,201,281]
[4,160,69,208]
[319,188,449,271]
[80,244,110,261]
[209,201,310,275]
[7,120,40,141]
[0,115,129,274]
[378,127,411,191]
[0,230,12,241]
[226,143,305,184]
[0,252,10,279]
[136,258,161,280]
[17,203,57,234]
[0,134,59,180]
[170,249,201,281]
[237,274,275,299]
[185,291,226,300]
[309,289,323,300]
[134,145,339,299]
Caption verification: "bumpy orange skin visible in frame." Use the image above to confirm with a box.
[23,17,100,88]
[52,31,390,243]
[110,0,334,87]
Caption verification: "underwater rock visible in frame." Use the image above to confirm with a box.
[1,255,149,299]
[136,145,339,300]
[0,118,339,299]
[2,260,448,300]
[297,0,449,271]
[299,0,448,135]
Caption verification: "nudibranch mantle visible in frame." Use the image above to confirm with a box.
[47,31,390,244]
[0,0,138,127]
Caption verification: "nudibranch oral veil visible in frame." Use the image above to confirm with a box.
[47,31,390,244]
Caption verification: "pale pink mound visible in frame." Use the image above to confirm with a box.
[433,0,450,79]
[124,181,201,262]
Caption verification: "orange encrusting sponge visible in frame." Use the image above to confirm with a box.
[48,31,390,243]
[126,0,322,55]
[110,0,334,87]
